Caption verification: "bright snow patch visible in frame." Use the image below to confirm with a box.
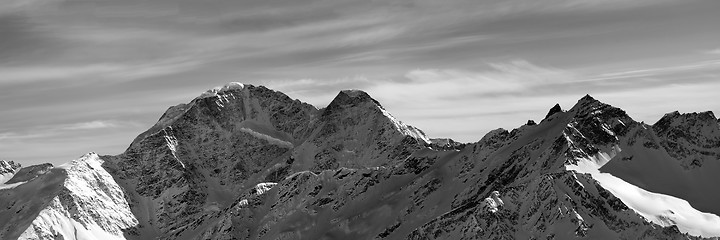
[13,152,139,240]
[480,191,505,213]
[237,182,277,208]
[239,128,293,148]
[19,199,131,240]
[198,82,245,99]
[566,151,720,237]
[378,106,431,143]
[0,171,17,186]
[0,180,25,189]
[162,127,185,168]
[252,182,277,195]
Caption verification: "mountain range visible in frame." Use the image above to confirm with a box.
[1,82,719,240]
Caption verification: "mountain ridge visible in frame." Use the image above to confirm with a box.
[1,83,718,239]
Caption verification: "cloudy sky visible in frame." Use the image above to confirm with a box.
[1,0,719,166]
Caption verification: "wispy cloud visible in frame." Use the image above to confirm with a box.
[0,132,52,141]
[353,57,720,141]
[584,59,720,82]
[336,26,406,47]
[60,121,119,130]
[0,0,59,14]
[384,60,575,99]
[271,56,720,110]
[0,120,125,141]
[0,58,203,83]
[0,64,124,82]
[266,75,377,106]
[265,60,576,107]
[56,27,185,43]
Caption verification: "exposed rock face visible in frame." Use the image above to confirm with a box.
[653,111,720,169]
[97,84,430,239]
[0,160,21,175]
[409,171,669,240]
[0,160,21,184]
[429,138,465,150]
[185,94,713,239]
[292,90,429,171]
[3,84,719,240]
[5,163,54,184]
[101,83,320,238]
[601,109,720,217]
[563,94,633,163]
[545,103,563,120]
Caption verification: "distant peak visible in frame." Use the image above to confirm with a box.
[320,89,430,144]
[340,89,369,98]
[570,94,607,113]
[657,111,680,121]
[566,95,634,126]
[327,89,382,110]
[575,94,603,106]
[659,111,716,121]
[665,110,681,116]
[0,160,19,168]
[0,160,21,174]
[700,111,716,120]
[5,163,54,184]
[198,82,248,99]
[81,152,99,160]
[578,94,599,102]
[215,82,246,92]
[654,110,718,132]
[544,103,563,120]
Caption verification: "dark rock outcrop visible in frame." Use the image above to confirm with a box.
[544,103,563,120]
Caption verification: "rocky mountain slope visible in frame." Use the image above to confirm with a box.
[0,160,21,184]
[0,153,137,240]
[601,111,720,217]
[1,83,718,239]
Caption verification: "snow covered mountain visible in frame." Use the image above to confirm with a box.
[0,153,137,240]
[1,83,718,239]
[0,160,21,183]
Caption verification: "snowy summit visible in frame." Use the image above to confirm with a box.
[198,82,246,99]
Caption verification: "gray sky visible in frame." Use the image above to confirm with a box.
[1,0,719,166]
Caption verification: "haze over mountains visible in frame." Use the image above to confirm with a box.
[1,83,719,239]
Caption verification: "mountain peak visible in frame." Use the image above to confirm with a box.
[197,82,247,99]
[655,110,717,124]
[0,160,21,175]
[697,111,716,121]
[575,94,601,106]
[569,94,612,115]
[653,110,718,134]
[7,82,720,239]
[335,89,382,107]
[544,103,563,120]
[340,89,370,98]
[323,90,383,116]
[130,83,318,151]
[662,110,681,118]
[4,163,54,184]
